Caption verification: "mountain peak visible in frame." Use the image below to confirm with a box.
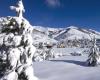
[67,26,78,29]
[54,26,100,41]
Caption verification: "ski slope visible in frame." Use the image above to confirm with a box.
[33,54,100,80]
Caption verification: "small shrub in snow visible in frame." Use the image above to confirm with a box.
[70,52,82,56]
[33,47,52,61]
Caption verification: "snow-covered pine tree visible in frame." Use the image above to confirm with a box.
[10,0,25,18]
[87,37,100,66]
[0,0,38,80]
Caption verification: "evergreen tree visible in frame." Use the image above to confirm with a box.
[87,37,100,66]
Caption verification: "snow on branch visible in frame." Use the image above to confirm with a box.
[10,0,25,18]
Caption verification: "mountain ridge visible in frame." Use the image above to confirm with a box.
[33,26,100,41]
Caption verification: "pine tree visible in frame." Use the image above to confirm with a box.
[87,37,100,66]
[0,0,38,80]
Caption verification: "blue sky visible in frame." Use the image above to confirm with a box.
[0,0,100,31]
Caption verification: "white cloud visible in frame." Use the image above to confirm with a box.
[45,0,61,8]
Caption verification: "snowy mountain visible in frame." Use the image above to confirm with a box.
[32,26,57,46]
[54,26,100,41]
[33,26,63,37]
[32,26,100,41]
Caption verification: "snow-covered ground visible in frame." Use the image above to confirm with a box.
[33,48,100,80]
[51,48,89,56]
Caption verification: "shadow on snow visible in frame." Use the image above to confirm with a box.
[50,59,88,67]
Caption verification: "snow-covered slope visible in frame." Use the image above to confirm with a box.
[33,26,62,37]
[32,26,100,41]
[54,26,100,41]
[32,26,57,46]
